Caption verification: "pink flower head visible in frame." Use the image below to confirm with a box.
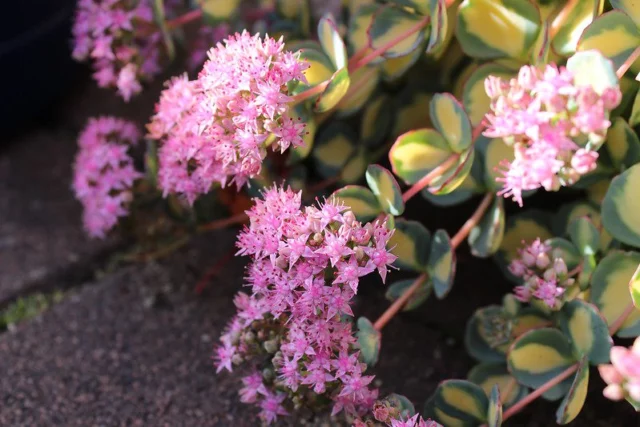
[72,116,141,238]
[149,31,310,203]
[484,62,621,206]
[389,414,442,427]
[599,337,640,405]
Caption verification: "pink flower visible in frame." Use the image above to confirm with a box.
[149,32,310,203]
[484,62,621,206]
[72,116,141,238]
[389,414,442,427]
[599,337,640,405]
[116,63,142,101]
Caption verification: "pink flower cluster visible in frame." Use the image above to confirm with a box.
[148,31,310,204]
[214,187,397,423]
[508,239,575,309]
[484,63,621,206]
[599,337,640,404]
[72,0,176,101]
[72,116,142,238]
[354,400,442,427]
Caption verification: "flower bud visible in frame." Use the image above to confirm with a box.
[263,339,278,354]
[343,210,356,227]
[521,251,536,267]
[536,252,550,269]
[243,331,256,343]
[262,367,275,383]
[543,268,557,282]
[553,257,568,276]
[232,354,243,366]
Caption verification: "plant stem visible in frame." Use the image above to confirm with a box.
[500,378,518,405]
[374,273,427,331]
[617,46,640,79]
[501,364,579,422]
[306,176,339,195]
[609,302,637,334]
[123,235,191,262]
[401,154,460,202]
[373,193,495,331]
[549,0,579,40]
[346,46,371,70]
[197,212,249,233]
[167,8,202,30]
[291,80,330,105]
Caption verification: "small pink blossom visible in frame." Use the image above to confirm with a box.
[599,337,640,405]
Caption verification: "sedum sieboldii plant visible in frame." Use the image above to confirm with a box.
[70,0,640,425]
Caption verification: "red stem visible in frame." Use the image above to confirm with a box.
[167,9,202,30]
[197,212,249,233]
[401,154,460,202]
[617,46,640,79]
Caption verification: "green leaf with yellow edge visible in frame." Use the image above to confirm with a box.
[426,0,448,54]
[339,147,370,185]
[507,328,576,390]
[386,278,432,311]
[630,89,640,127]
[468,363,528,409]
[530,20,550,66]
[511,307,553,341]
[312,122,356,179]
[550,0,602,56]
[369,5,426,58]
[392,90,433,138]
[318,13,348,70]
[200,0,240,23]
[456,0,541,60]
[361,94,393,147]
[432,380,489,425]
[487,385,502,427]
[545,238,582,273]
[558,300,612,364]
[590,251,640,337]
[602,164,640,248]
[385,393,416,419]
[605,118,640,171]
[630,263,640,309]
[566,50,619,96]
[556,357,589,425]
[389,128,453,185]
[462,62,515,126]
[356,317,380,366]
[422,151,485,207]
[578,10,640,71]
[366,164,405,216]
[428,229,456,299]
[610,0,640,25]
[465,306,511,363]
[287,104,316,165]
[332,185,381,223]
[469,196,505,258]
[152,0,175,60]
[388,219,432,271]
[315,67,351,113]
[568,217,600,257]
[293,42,336,89]
[429,93,473,153]
[347,3,377,56]
[381,48,423,82]
[336,66,380,117]
[427,149,475,196]
[552,201,612,252]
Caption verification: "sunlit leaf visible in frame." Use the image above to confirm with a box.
[602,164,640,248]
[389,219,432,271]
[555,357,589,425]
[366,165,405,216]
[356,317,381,366]
[428,229,456,299]
[558,300,612,364]
[332,185,381,222]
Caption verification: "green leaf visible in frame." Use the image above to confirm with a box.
[317,13,348,69]
[552,201,612,252]
[293,42,336,89]
[465,306,510,363]
[360,94,394,147]
[530,21,550,66]
[629,89,640,127]
[381,49,423,82]
[605,118,640,171]
[555,357,589,425]
[481,137,513,191]
[558,300,612,364]
[347,3,377,55]
[332,185,381,223]
[456,0,541,60]
[152,0,175,60]
[568,217,600,257]
[388,219,432,271]
[487,385,503,427]
[366,164,405,216]
[312,122,356,179]
[386,278,432,311]
[200,0,240,24]
[430,93,473,153]
[590,251,640,337]
[426,149,475,196]
[315,67,351,113]
[339,146,370,185]
[469,196,505,258]
[426,0,449,54]
[602,163,640,248]
[356,317,380,366]
[630,263,640,309]
[611,0,640,24]
[427,230,456,299]
[462,62,515,126]
[577,10,640,70]
[507,328,576,390]
[336,66,380,117]
[432,380,489,425]
[382,393,416,419]
[468,363,528,409]
[390,129,453,185]
[545,238,582,273]
[369,5,426,58]
[550,0,601,56]
[566,50,619,96]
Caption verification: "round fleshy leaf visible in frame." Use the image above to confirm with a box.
[530,20,550,65]
[556,357,589,425]
[318,13,348,69]
[558,300,613,364]
[465,306,510,363]
[508,328,576,390]
[544,238,582,273]
[312,122,356,179]
[566,50,619,95]
[381,49,423,82]
[602,163,640,248]
[487,385,502,427]
[356,317,380,366]
[383,393,416,419]
[392,91,433,138]
[369,5,427,58]
[456,0,541,60]
[577,10,640,71]
[630,263,640,309]
[366,165,405,216]
[388,219,431,271]
[611,0,640,23]
[462,62,515,126]
[339,147,370,185]
[568,217,600,257]
[468,363,527,409]
[605,118,640,171]
[430,93,473,153]
[386,278,432,311]
[336,66,380,117]
[432,380,489,425]
[482,137,513,191]
[510,308,553,340]
[552,201,612,252]
[550,0,601,56]
[347,3,377,55]
[388,0,430,14]
[200,0,240,23]
[632,90,640,127]
[361,94,394,147]
[590,251,640,337]
[332,185,381,223]
[426,0,449,54]
[469,196,505,258]
[389,129,453,185]
[295,42,336,88]
[315,67,351,113]
[427,149,475,196]
[428,229,456,299]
